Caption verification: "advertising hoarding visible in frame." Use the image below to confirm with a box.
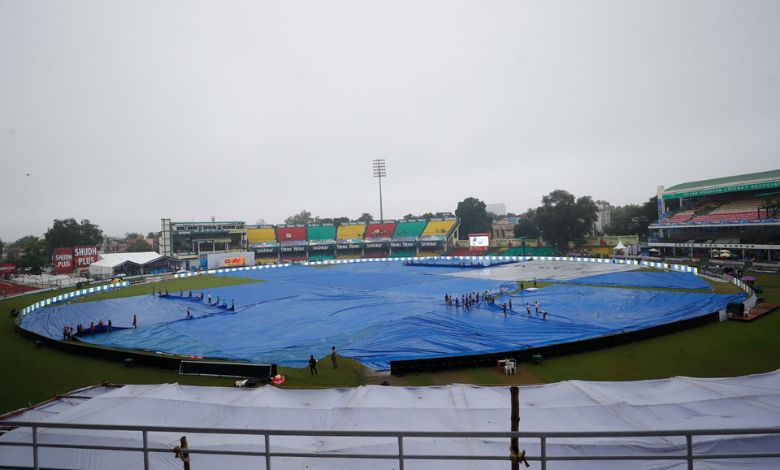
[469,235,490,247]
[0,263,16,275]
[53,248,74,273]
[74,246,99,267]
[206,251,255,270]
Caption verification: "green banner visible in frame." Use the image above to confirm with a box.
[663,181,780,200]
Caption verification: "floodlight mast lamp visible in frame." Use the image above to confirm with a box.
[372,159,387,222]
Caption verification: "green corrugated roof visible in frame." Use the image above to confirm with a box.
[663,169,780,199]
[665,169,780,193]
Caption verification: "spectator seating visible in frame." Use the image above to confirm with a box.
[663,198,774,225]
[277,226,307,242]
[365,222,397,239]
[393,220,427,238]
[247,228,277,244]
[307,225,337,241]
[337,224,367,240]
[688,199,765,224]
[662,210,695,225]
[422,220,456,237]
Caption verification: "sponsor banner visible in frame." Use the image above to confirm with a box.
[206,251,255,270]
[363,242,389,249]
[420,240,443,248]
[53,248,74,273]
[253,246,278,254]
[73,246,99,267]
[337,243,363,250]
[390,241,416,248]
[663,180,780,200]
[280,245,306,253]
[222,256,246,267]
[469,235,490,247]
[310,244,333,252]
[0,263,16,275]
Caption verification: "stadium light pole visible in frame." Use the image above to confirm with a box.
[372,159,387,222]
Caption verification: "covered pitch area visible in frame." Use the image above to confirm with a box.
[18,259,745,371]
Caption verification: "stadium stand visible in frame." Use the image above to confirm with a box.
[307,225,337,241]
[422,220,456,237]
[661,209,695,225]
[393,220,427,238]
[365,222,397,239]
[277,226,306,242]
[651,169,780,262]
[337,224,367,240]
[688,198,768,224]
[246,228,277,244]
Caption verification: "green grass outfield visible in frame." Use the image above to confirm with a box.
[1,272,779,415]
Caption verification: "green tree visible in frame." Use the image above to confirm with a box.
[127,238,153,252]
[5,235,38,262]
[455,197,492,239]
[533,190,598,252]
[513,214,540,239]
[0,238,4,260]
[285,210,314,225]
[356,213,374,223]
[18,237,48,273]
[44,219,103,251]
[604,196,658,238]
[147,231,160,240]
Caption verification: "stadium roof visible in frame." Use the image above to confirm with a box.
[90,252,165,268]
[662,169,780,200]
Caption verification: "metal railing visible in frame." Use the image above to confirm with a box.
[1,421,779,469]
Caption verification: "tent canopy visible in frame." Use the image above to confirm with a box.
[2,371,780,469]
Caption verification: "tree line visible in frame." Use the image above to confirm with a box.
[455,192,657,253]
[1,193,655,273]
[1,219,105,273]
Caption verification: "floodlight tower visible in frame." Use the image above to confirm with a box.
[372,159,387,222]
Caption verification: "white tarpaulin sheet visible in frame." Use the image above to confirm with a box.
[1,371,779,469]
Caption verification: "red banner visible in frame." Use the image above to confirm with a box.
[73,245,99,267]
[53,248,74,273]
[0,263,16,275]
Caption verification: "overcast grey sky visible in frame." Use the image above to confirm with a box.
[1,0,778,241]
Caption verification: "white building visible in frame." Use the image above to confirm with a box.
[593,200,613,234]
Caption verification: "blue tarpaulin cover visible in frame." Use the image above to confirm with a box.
[549,270,712,289]
[21,263,743,370]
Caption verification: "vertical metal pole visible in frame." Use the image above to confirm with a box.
[180,436,191,470]
[540,436,546,470]
[510,386,519,470]
[265,434,271,470]
[143,430,149,470]
[378,174,384,222]
[686,434,693,470]
[32,425,39,470]
[397,435,404,470]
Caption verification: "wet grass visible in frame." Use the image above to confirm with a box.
[1,272,778,415]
